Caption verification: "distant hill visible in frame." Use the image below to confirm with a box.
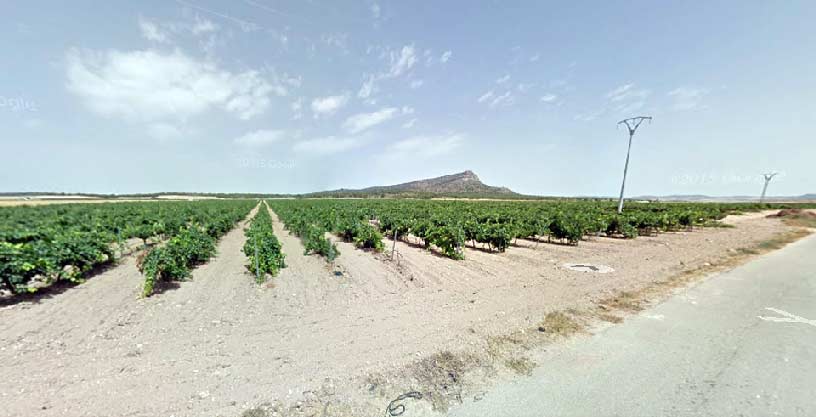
[2,181,812,202]
[306,170,519,198]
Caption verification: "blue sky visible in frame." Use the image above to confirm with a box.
[1,1,814,196]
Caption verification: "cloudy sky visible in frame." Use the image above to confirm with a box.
[1,1,814,196]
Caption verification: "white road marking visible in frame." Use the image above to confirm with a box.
[643,314,665,321]
[757,307,816,327]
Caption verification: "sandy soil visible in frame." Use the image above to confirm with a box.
[720,209,779,225]
[0,210,802,417]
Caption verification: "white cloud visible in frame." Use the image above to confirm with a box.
[573,108,606,122]
[576,83,650,121]
[356,44,417,101]
[604,83,651,115]
[233,129,284,147]
[65,48,273,121]
[402,118,417,129]
[424,49,433,67]
[291,98,303,120]
[410,79,424,89]
[293,136,364,154]
[606,83,650,102]
[311,94,349,117]
[138,17,168,43]
[343,107,397,134]
[529,54,540,62]
[488,91,513,108]
[191,17,218,35]
[616,100,645,114]
[262,66,301,96]
[387,133,464,158]
[540,93,558,103]
[370,3,381,19]
[496,74,511,84]
[401,106,414,115]
[139,15,220,44]
[477,90,494,103]
[516,83,535,93]
[322,33,349,53]
[388,45,417,77]
[271,31,289,48]
[668,87,709,110]
[440,50,452,63]
[478,90,513,108]
[358,75,377,98]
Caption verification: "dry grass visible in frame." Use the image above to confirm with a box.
[783,216,816,228]
[411,351,480,412]
[486,333,525,354]
[597,313,624,324]
[757,229,812,250]
[768,209,816,229]
[598,291,644,312]
[537,311,585,336]
[241,407,269,417]
[504,356,536,376]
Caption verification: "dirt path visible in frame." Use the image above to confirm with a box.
[265,205,344,309]
[0,211,804,417]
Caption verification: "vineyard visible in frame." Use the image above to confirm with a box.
[1,197,814,417]
[1,198,812,298]
[266,199,809,260]
[0,200,256,296]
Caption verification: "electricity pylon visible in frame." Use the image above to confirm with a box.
[616,116,652,214]
[759,172,778,203]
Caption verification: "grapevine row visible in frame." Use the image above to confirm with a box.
[264,199,811,260]
[0,200,255,296]
[242,203,286,283]
[266,200,387,261]
[137,201,255,296]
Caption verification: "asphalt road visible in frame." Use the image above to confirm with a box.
[448,233,816,417]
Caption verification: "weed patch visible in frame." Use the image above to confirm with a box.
[599,291,644,312]
[412,351,480,412]
[537,311,584,336]
[504,356,536,376]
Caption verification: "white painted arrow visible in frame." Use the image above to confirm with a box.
[757,307,816,327]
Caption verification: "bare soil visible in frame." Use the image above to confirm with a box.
[0,211,805,417]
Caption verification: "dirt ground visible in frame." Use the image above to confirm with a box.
[0,209,806,417]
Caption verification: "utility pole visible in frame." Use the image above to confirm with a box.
[759,172,778,203]
[616,116,652,214]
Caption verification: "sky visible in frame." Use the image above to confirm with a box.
[1,1,814,197]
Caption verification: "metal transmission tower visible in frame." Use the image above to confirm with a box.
[616,116,652,214]
[759,172,778,203]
